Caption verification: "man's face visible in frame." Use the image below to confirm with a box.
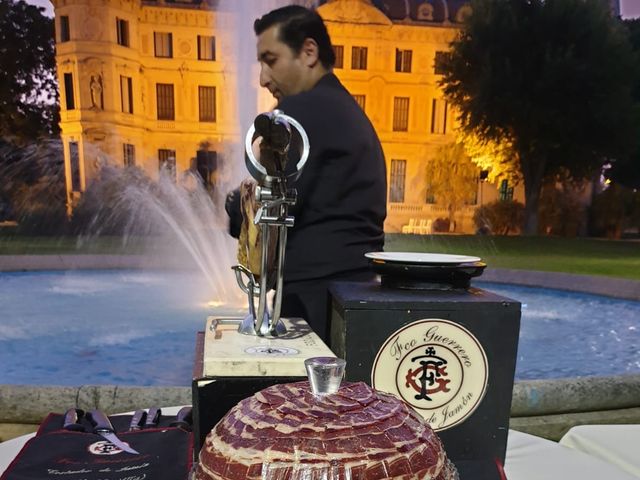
[256,25,307,101]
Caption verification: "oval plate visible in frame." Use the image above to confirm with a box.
[365,252,481,265]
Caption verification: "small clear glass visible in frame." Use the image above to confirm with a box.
[304,357,346,396]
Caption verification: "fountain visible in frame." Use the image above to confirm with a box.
[0,1,332,394]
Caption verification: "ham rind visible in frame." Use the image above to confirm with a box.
[195,381,458,480]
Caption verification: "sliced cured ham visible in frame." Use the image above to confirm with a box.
[195,381,458,480]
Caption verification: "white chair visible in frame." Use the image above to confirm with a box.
[418,219,433,235]
[401,218,417,234]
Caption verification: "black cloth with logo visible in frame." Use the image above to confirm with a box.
[0,413,193,480]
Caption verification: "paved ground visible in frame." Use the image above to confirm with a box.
[479,268,640,301]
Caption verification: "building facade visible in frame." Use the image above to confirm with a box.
[319,0,523,233]
[52,0,523,232]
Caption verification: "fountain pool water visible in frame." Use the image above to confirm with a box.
[0,270,638,386]
[0,269,243,386]
[478,281,640,379]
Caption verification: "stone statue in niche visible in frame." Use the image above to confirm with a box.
[89,74,103,110]
[417,3,435,21]
[139,71,146,109]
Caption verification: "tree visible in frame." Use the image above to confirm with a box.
[0,0,59,141]
[473,199,524,235]
[0,138,67,230]
[589,184,640,238]
[440,0,637,234]
[608,19,640,189]
[456,130,520,184]
[425,142,480,229]
[537,171,588,237]
[0,0,61,225]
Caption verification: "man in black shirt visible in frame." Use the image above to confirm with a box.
[228,5,386,343]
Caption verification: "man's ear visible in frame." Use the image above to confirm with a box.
[301,38,320,67]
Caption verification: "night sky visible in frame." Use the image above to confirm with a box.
[21,0,640,19]
[621,0,640,18]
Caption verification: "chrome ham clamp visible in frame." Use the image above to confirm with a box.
[236,110,309,337]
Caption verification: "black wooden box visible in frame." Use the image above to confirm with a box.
[329,281,520,479]
[191,332,304,455]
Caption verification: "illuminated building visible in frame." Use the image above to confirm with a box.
[52,0,523,232]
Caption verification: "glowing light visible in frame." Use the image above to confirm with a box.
[604,178,612,185]
[208,300,225,308]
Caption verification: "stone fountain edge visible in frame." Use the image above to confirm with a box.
[1,374,640,443]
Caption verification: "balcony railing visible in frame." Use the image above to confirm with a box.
[388,203,477,214]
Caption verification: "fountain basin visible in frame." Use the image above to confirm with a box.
[0,269,243,386]
[0,268,638,385]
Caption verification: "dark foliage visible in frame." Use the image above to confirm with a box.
[473,200,524,235]
[590,184,640,238]
[432,217,451,233]
[0,0,59,140]
[0,138,68,233]
[607,19,640,189]
[537,175,587,237]
[441,0,637,233]
[0,0,63,232]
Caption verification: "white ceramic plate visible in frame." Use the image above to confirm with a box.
[365,252,481,264]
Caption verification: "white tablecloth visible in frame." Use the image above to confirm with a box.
[1,425,638,479]
[505,429,639,479]
[0,435,35,475]
[560,425,640,478]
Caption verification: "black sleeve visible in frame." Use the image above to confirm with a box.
[225,188,242,239]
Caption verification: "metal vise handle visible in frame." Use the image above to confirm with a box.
[239,110,309,337]
[245,110,310,186]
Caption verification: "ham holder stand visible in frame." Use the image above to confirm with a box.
[192,111,335,454]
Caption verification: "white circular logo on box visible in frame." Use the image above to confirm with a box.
[371,318,488,431]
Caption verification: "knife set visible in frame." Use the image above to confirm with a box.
[0,407,194,480]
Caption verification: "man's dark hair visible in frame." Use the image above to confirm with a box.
[254,5,336,69]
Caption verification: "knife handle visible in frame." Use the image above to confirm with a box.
[169,406,192,430]
[63,408,85,432]
[144,407,161,429]
[86,410,115,433]
[129,409,147,431]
